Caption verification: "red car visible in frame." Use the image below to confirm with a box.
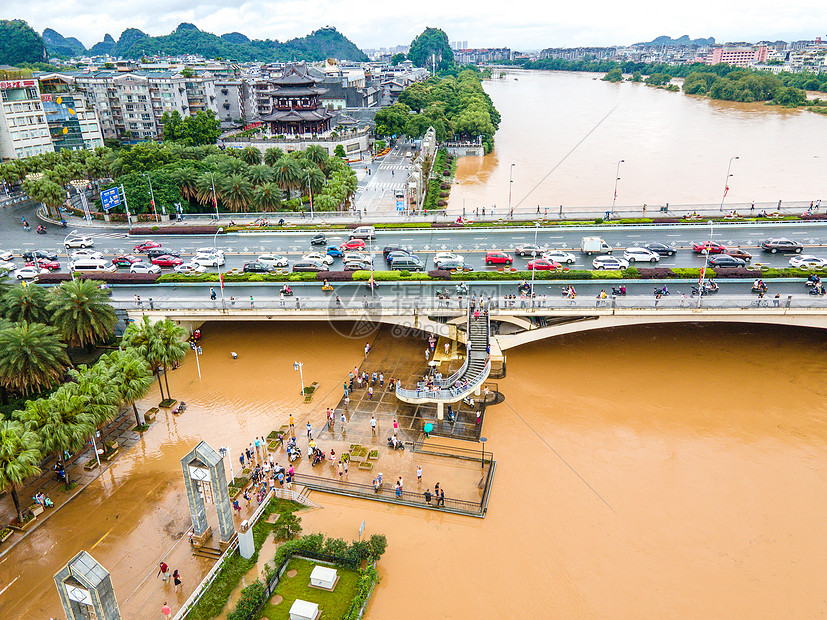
[26,259,60,271]
[485,251,513,265]
[692,242,727,254]
[152,255,184,267]
[527,259,561,271]
[112,254,142,267]
[340,239,366,250]
[133,240,163,253]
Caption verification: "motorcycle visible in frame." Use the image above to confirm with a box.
[280,287,294,297]
[287,446,302,462]
[321,284,333,292]
[311,450,326,466]
[653,286,670,296]
[612,286,627,296]
[387,437,405,451]
[809,286,826,296]
[60,219,68,228]
[36,225,47,234]
[751,283,768,294]
[691,283,719,297]
[456,283,468,295]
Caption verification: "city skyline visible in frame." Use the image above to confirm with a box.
[2,0,826,53]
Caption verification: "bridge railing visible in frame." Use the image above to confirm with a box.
[396,359,491,402]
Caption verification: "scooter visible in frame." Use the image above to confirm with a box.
[751,284,768,294]
[387,437,405,451]
[653,286,670,296]
[287,446,302,462]
[611,286,626,296]
[809,286,826,296]
[36,225,47,234]
[456,283,468,295]
[280,288,294,297]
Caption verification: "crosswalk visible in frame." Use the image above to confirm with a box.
[378,163,410,171]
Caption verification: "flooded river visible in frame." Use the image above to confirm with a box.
[450,69,827,213]
[2,321,827,618]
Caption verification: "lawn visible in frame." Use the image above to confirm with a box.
[258,557,360,620]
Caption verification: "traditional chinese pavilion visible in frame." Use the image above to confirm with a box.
[260,64,332,136]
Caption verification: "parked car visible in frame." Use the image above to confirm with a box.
[789,255,827,268]
[256,254,289,268]
[302,252,335,266]
[340,238,366,251]
[14,266,48,279]
[389,256,426,271]
[71,249,103,261]
[527,259,561,271]
[385,250,412,264]
[174,262,207,274]
[708,255,747,268]
[383,244,412,258]
[623,248,661,263]
[434,252,464,264]
[129,262,161,274]
[692,242,727,254]
[343,252,372,264]
[326,246,344,258]
[485,251,513,265]
[151,255,184,267]
[725,248,752,261]
[133,240,162,253]
[761,238,803,253]
[193,253,224,267]
[0,249,15,261]
[592,255,629,270]
[147,248,181,259]
[25,258,60,271]
[310,233,327,246]
[0,260,15,271]
[644,242,676,257]
[22,249,57,261]
[515,244,543,257]
[343,260,372,271]
[436,259,473,271]
[292,261,326,272]
[243,261,271,273]
[64,236,94,248]
[542,250,576,264]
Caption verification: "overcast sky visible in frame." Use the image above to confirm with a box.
[4,0,827,50]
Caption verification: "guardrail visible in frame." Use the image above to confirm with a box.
[396,359,491,402]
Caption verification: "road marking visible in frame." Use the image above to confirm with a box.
[90,527,114,550]
[666,234,681,237]
[627,234,641,237]
[0,575,19,597]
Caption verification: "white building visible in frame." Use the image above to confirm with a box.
[0,78,54,160]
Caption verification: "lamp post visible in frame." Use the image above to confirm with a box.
[720,156,739,212]
[220,446,234,480]
[213,227,225,309]
[698,220,713,309]
[293,361,304,396]
[63,229,77,282]
[306,170,314,219]
[611,159,624,215]
[208,172,219,220]
[144,172,159,222]
[530,223,540,309]
[507,163,515,219]
[479,436,487,470]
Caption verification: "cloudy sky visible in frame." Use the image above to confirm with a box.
[3,0,827,50]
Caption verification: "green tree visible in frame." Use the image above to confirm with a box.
[180,110,221,146]
[48,279,117,349]
[161,111,184,141]
[123,316,166,401]
[0,321,68,397]
[0,419,42,523]
[390,52,407,66]
[196,172,220,208]
[272,157,302,193]
[645,73,670,86]
[408,27,454,71]
[102,350,154,427]
[602,67,623,83]
[252,182,282,212]
[263,147,284,167]
[175,166,200,202]
[303,145,329,170]
[247,164,274,186]
[240,146,262,165]
[155,319,188,400]
[219,174,253,211]
[631,71,643,82]
[0,20,47,65]
[333,144,346,158]
[2,284,50,324]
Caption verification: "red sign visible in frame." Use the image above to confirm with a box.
[0,80,36,90]
[41,94,54,102]
[244,121,262,131]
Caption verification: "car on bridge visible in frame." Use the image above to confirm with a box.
[0,250,13,261]
[292,260,327,272]
[435,259,473,271]
[64,236,94,248]
[152,255,184,268]
[725,248,752,261]
[761,238,804,253]
[485,251,513,265]
[174,262,207,275]
[340,239,366,251]
[693,242,727,254]
[112,254,142,267]
[527,259,561,271]
[25,258,60,271]
[515,244,542,257]
[193,253,224,268]
[326,246,344,258]
[708,255,747,268]
[129,262,161,274]
[71,249,103,261]
[592,255,629,270]
[434,252,464,265]
[789,255,827,268]
[256,254,289,268]
[14,265,48,279]
[147,248,181,260]
[623,248,661,263]
[543,250,576,264]
[22,249,58,261]
[133,240,162,253]
[302,252,335,266]
[310,233,327,246]
[243,261,271,273]
[383,245,412,258]
[644,242,676,257]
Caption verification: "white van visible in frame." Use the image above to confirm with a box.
[71,258,114,272]
[349,226,376,240]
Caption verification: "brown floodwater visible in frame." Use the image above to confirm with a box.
[2,321,827,618]
[450,69,827,214]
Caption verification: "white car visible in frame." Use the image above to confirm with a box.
[257,254,289,268]
[0,260,15,271]
[14,265,49,279]
[592,255,629,270]
[789,255,827,268]
[64,236,94,248]
[0,250,13,261]
[302,252,335,266]
[623,247,661,263]
[542,250,576,264]
[196,247,225,258]
[434,252,464,264]
[193,253,225,267]
[343,252,372,264]
[174,262,207,274]
[130,262,162,274]
[70,249,104,261]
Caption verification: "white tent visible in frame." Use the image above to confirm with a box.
[289,599,320,620]
[310,565,338,590]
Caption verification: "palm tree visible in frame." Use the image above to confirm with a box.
[48,279,117,349]
[3,284,50,324]
[176,167,200,202]
[0,420,42,523]
[252,183,283,212]
[156,319,188,399]
[304,166,326,196]
[195,172,220,207]
[247,164,274,186]
[35,179,66,219]
[219,174,253,212]
[304,145,329,171]
[70,364,119,430]
[0,321,69,398]
[272,157,302,195]
[263,147,284,167]
[217,157,248,177]
[240,146,262,165]
[103,350,154,427]
[123,316,166,401]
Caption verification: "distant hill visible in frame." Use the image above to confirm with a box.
[42,28,86,57]
[0,19,47,65]
[78,23,367,62]
[634,35,715,47]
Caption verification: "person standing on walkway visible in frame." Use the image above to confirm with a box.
[340,411,346,430]
[370,415,377,434]
[343,459,349,476]
[173,570,181,593]
[306,421,312,439]
[437,488,445,506]
[379,372,384,387]
[425,348,430,362]
[368,386,374,400]
[416,466,422,484]
[162,602,171,618]
[393,419,398,436]
[158,561,169,582]
[210,288,216,300]
[289,414,294,432]
[364,342,371,356]
[424,488,432,504]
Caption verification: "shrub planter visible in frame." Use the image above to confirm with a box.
[101,441,119,462]
[159,399,177,409]
[358,462,373,471]
[28,503,44,517]
[303,382,319,403]
[9,513,36,532]
[0,527,12,543]
[368,450,379,460]
[144,407,159,422]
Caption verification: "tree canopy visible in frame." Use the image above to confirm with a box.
[161,110,221,146]
[0,20,47,65]
[407,27,454,71]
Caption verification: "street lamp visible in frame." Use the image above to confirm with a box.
[207,171,219,220]
[698,220,713,309]
[219,446,234,480]
[611,159,625,215]
[720,156,739,212]
[144,172,159,222]
[530,223,540,309]
[479,436,488,470]
[293,361,305,396]
[214,227,225,309]
[63,229,77,282]
[306,170,315,219]
[507,163,515,219]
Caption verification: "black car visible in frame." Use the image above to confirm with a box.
[645,242,676,256]
[382,245,412,258]
[435,259,473,271]
[22,249,58,261]
[242,261,271,273]
[709,255,747,268]
[292,261,326,272]
[761,238,803,253]
[146,248,181,259]
[310,234,326,246]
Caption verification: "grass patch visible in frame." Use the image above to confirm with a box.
[133,423,150,433]
[159,398,177,408]
[258,557,361,620]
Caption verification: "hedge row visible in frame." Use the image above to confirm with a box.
[36,272,161,284]
[128,225,221,235]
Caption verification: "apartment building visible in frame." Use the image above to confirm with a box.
[704,45,769,67]
[40,92,104,152]
[0,78,54,160]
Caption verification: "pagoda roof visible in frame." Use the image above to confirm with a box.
[260,108,333,122]
[272,63,320,86]
[266,86,328,97]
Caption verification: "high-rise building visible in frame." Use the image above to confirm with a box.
[0,77,54,160]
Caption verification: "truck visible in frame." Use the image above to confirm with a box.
[580,236,612,255]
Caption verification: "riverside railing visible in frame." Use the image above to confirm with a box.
[395,359,491,402]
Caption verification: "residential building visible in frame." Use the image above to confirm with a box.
[704,45,769,67]
[0,78,54,160]
[38,82,104,152]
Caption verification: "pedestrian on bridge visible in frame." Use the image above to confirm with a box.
[210,288,216,300]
